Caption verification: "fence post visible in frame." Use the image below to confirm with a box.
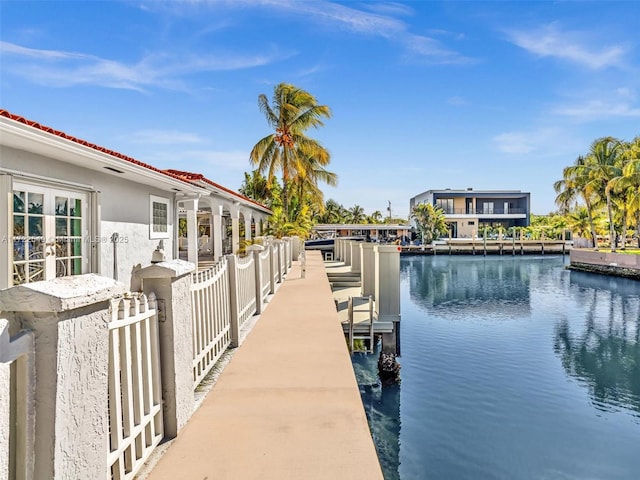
[360,242,376,297]
[344,241,352,267]
[247,245,264,315]
[351,241,361,274]
[274,240,283,284]
[226,254,242,347]
[374,245,402,354]
[137,259,196,438]
[268,244,276,294]
[0,274,125,480]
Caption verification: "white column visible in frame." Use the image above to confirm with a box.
[244,214,252,242]
[230,204,240,255]
[212,204,224,261]
[254,217,262,236]
[183,199,199,266]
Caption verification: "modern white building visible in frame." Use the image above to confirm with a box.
[0,109,271,290]
[409,188,531,238]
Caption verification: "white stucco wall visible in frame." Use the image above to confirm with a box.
[1,145,176,288]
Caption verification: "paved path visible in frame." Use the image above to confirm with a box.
[146,250,383,480]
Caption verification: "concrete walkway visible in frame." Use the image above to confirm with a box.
[146,250,384,480]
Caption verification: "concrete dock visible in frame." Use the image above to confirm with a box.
[145,250,383,480]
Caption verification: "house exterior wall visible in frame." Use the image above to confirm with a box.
[1,145,175,289]
[409,189,531,239]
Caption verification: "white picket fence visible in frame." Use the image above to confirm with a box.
[108,294,163,480]
[235,255,257,329]
[191,260,231,388]
[1,238,295,480]
[259,248,272,303]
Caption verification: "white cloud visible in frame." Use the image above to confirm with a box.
[126,130,206,145]
[0,41,289,91]
[552,88,640,120]
[403,34,476,65]
[553,100,640,119]
[492,128,568,155]
[165,0,473,65]
[505,23,628,70]
[493,132,537,154]
[447,96,469,106]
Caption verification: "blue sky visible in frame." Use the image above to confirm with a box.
[1,1,639,218]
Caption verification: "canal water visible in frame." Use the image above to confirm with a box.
[352,255,640,480]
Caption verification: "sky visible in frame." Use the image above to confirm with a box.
[1,1,639,219]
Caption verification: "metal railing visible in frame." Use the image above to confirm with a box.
[440,207,527,215]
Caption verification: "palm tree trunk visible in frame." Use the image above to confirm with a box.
[585,198,598,249]
[606,193,616,252]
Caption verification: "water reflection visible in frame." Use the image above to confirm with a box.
[352,347,400,480]
[554,271,640,418]
[354,257,640,479]
[402,255,532,320]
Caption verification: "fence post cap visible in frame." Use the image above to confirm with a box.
[136,259,196,279]
[0,273,127,312]
[246,244,265,252]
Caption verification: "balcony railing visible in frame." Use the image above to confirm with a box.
[440,208,527,215]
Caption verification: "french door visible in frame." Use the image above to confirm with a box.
[12,182,88,285]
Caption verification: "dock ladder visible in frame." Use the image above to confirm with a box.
[347,295,374,353]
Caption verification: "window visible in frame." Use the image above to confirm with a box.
[436,198,454,214]
[150,195,170,239]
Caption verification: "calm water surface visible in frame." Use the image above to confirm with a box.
[352,255,640,480]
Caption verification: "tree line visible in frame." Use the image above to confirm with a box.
[242,83,639,248]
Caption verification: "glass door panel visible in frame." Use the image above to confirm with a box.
[12,183,87,285]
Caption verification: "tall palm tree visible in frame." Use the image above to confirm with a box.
[554,155,601,247]
[368,211,383,224]
[608,136,640,247]
[250,83,331,220]
[411,203,448,244]
[319,199,346,224]
[583,137,623,251]
[348,205,366,224]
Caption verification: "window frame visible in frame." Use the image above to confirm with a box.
[149,195,170,239]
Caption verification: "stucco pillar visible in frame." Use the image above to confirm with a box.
[360,242,376,297]
[0,274,126,480]
[375,245,401,353]
[137,259,196,438]
[289,236,301,261]
[345,241,353,267]
[350,241,361,274]
[254,218,262,237]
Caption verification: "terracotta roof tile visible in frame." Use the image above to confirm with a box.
[0,109,271,212]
